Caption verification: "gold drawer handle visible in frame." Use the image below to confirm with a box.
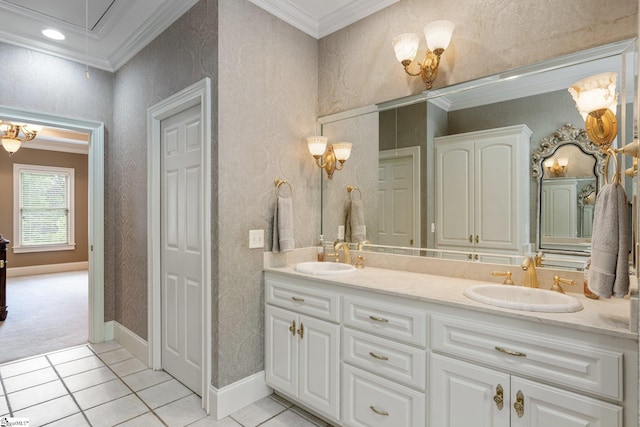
[369,352,389,361]
[291,296,305,303]
[297,322,304,339]
[370,405,389,416]
[514,390,525,417]
[369,315,389,323]
[493,384,504,410]
[289,320,296,337]
[495,346,526,357]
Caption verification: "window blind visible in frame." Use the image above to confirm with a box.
[20,171,69,246]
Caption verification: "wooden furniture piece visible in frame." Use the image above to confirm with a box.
[0,235,9,321]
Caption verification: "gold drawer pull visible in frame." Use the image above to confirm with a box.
[514,390,525,417]
[495,346,526,357]
[297,322,304,339]
[289,320,296,336]
[291,296,305,303]
[369,352,389,361]
[493,384,504,410]
[369,315,389,323]
[370,405,389,416]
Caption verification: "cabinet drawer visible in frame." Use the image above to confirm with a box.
[265,279,340,322]
[431,314,623,400]
[342,364,425,427]
[343,296,427,347]
[343,328,426,391]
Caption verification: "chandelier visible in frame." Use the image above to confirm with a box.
[0,122,42,156]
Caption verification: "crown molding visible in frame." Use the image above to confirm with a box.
[248,0,319,38]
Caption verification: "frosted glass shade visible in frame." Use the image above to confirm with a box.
[557,158,569,167]
[333,142,352,161]
[392,33,420,63]
[424,20,454,52]
[307,136,328,157]
[543,159,555,168]
[2,138,21,154]
[568,72,618,120]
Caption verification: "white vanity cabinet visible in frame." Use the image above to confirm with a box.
[265,276,341,422]
[435,125,532,260]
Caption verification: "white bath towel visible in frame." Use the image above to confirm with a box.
[588,183,630,298]
[272,196,294,252]
[345,199,366,243]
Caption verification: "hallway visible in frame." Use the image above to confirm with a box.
[0,342,333,426]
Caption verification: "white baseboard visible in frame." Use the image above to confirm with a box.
[104,320,115,341]
[208,371,272,420]
[7,261,89,278]
[102,321,149,366]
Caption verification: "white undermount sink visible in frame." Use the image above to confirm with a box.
[294,261,356,275]
[463,284,583,313]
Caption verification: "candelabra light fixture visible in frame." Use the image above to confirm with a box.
[543,157,569,177]
[307,136,352,179]
[0,122,42,156]
[392,20,455,90]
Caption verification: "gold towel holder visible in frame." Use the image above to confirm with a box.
[347,185,362,201]
[274,178,292,197]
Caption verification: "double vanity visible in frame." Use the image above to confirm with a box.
[264,249,637,427]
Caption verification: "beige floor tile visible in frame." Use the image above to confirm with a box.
[155,394,206,427]
[290,406,332,426]
[73,379,131,410]
[48,346,94,365]
[0,356,50,378]
[8,380,68,411]
[270,393,295,409]
[89,340,122,354]
[229,396,286,427]
[137,378,192,409]
[45,413,91,427]
[259,410,320,427]
[188,416,243,426]
[63,366,118,392]
[13,395,80,426]
[84,394,148,427]
[117,412,166,427]
[98,347,135,365]
[121,369,171,392]
[56,355,106,377]
[109,357,147,377]
[3,367,58,393]
[0,395,8,416]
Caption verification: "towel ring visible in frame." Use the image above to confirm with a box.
[274,178,292,197]
[604,149,621,185]
[347,185,362,201]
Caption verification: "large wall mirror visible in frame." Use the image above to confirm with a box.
[319,38,638,270]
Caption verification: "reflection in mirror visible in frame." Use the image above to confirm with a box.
[318,39,637,271]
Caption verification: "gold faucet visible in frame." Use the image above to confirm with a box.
[334,242,352,265]
[521,256,539,288]
[357,240,370,251]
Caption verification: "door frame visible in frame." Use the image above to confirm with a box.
[0,104,105,343]
[147,78,212,411]
[379,146,421,248]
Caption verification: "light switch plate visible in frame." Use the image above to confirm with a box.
[338,225,345,240]
[249,229,264,248]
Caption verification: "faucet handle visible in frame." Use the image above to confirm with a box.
[355,255,366,269]
[551,275,575,294]
[491,271,514,285]
[326,252,340,262]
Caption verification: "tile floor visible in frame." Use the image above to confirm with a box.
[0,342,334,427]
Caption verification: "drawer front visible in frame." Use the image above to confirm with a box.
[343,328,426,391]
[343,296,427,347]
[265,279,340,322]
[342,364,425,427]
[431,314,623,400]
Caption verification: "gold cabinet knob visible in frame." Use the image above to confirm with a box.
[493,384,504,410]
[289,320,296,336]
[514,390,525,417]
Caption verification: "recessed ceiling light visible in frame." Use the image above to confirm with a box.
[42,29,65,41]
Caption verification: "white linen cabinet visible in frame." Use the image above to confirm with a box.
[435,125,532,262]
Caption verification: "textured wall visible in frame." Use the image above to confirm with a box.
[0,42,115,320]
[0,149,89,268]
[318,0,637,116]
[217,0,318,387]
[112,0,218,339]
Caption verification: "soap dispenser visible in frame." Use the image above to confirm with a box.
[317,235,325,262]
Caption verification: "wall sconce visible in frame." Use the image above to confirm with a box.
[568,72,618,151]
[543,157,569,177]
[0,122,41,156]
[307,136,352,179]
[392,20,454,90]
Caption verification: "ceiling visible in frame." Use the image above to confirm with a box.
[0,0,398,72]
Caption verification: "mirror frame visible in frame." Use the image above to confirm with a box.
[532,123,606,255]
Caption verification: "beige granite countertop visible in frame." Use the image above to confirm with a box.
[265,263,637,341]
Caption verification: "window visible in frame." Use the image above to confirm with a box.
[13,164,75,253]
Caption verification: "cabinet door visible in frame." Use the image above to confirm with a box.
[510,377,622,427]
[435,140,474,247]
[475,136,519,251]
[298,314,340,420]
[265,305,298,397]
[430,354,510,427]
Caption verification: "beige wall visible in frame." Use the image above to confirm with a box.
[0,148,89,268]
[318,0,637,116]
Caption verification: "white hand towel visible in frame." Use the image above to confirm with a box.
[272,196,294,252]
[588,184,629,298]
[350,199,366,243]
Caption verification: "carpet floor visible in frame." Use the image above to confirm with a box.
[0,271,88,364]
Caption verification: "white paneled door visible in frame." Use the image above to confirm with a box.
[160,104,203,395]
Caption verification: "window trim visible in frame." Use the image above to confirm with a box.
[13,163,76,253]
